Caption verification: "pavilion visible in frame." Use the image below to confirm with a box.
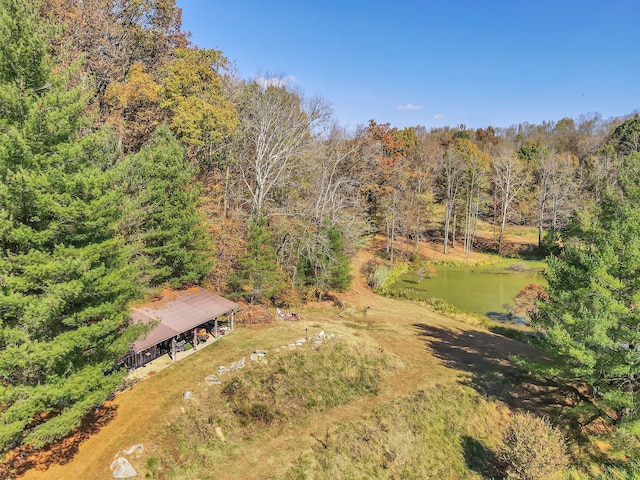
[123,287,239,368]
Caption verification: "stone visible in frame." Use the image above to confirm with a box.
[205,375,221,385]
[254,349,268,356]
[123,444,144,456]
[250,353,258,361]
[111,457,137,478]
[214,426,225,442]
[183,391,192,400]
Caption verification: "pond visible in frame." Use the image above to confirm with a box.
[392,259,547,321]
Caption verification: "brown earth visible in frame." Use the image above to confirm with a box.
[7,235,546,479]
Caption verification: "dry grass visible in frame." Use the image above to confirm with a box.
[13,245,547,480]
[283,384,510,479]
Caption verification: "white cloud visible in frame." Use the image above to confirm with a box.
[254,75,297,89]
[398,103,423,110]
[433,113,445,119]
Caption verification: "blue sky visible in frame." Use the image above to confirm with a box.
[176,1,640,130]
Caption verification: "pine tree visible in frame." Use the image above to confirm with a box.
[228,216,284,303]
[326,224,352,291]
[0,0,142,451]
[117,124,214,287]
[533,152,640,426]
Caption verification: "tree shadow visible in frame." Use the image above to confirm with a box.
[413,323,564,417]
[1,403,119,478]
[462,436,501,479]
[413,323,640,474]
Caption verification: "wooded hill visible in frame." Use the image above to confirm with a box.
[1,0,640,463]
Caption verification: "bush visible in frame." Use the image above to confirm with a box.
[498,412,569,480]
[368,264,390,290]
[367,263,408,294]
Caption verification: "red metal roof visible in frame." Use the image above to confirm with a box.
[130,287,238,353]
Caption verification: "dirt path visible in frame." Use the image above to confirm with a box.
[12,246,541,480]
[217,290,456,480]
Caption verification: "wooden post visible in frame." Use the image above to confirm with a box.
[171,337,176,362]
[230,310,235,331]
[214,318,218,338]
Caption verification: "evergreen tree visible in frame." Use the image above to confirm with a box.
[228,217,283,303]
[326,225,353,291]
[0,0,142,451]
[117,125,214,287]
[533,153,640,426]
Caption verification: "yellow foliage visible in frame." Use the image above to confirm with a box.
[104,63,161,109]
[160,48,238,160]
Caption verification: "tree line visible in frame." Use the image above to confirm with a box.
[1,0,639,453]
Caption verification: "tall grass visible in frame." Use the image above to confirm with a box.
[144,341,395,479]
[368,263,408,294]
[282,384,508,479]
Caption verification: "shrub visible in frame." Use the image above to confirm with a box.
[427,297,460,315]
[368,263,408,294]
[368,264,390,290]
[498,412,569,480]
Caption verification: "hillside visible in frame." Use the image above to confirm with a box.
[10,248,544,479]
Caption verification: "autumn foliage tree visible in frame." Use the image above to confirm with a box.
[364,120,407,261]
[40,0,188,94]
[103,63,164,152]
[160,47,238,168]
[509,283,548,320]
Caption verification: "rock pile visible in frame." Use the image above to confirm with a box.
[218,356,246,375]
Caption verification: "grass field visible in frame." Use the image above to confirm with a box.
[7,241,562,480]
[7,232,639,479]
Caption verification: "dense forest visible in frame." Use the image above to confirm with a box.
[1,0,640,469]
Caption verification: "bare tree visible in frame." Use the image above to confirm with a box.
[532,148,554,247]
[269,125,370,292]
[492,148,531,255]
[234,78,331,217]
[311,126,365,229]
[438,148,464,254]
[399,128,439,250]
[547,153,579,232]
[454,138,490,257]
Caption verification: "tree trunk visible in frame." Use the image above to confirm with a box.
[452,211,457,249]
[223,164,230,218]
